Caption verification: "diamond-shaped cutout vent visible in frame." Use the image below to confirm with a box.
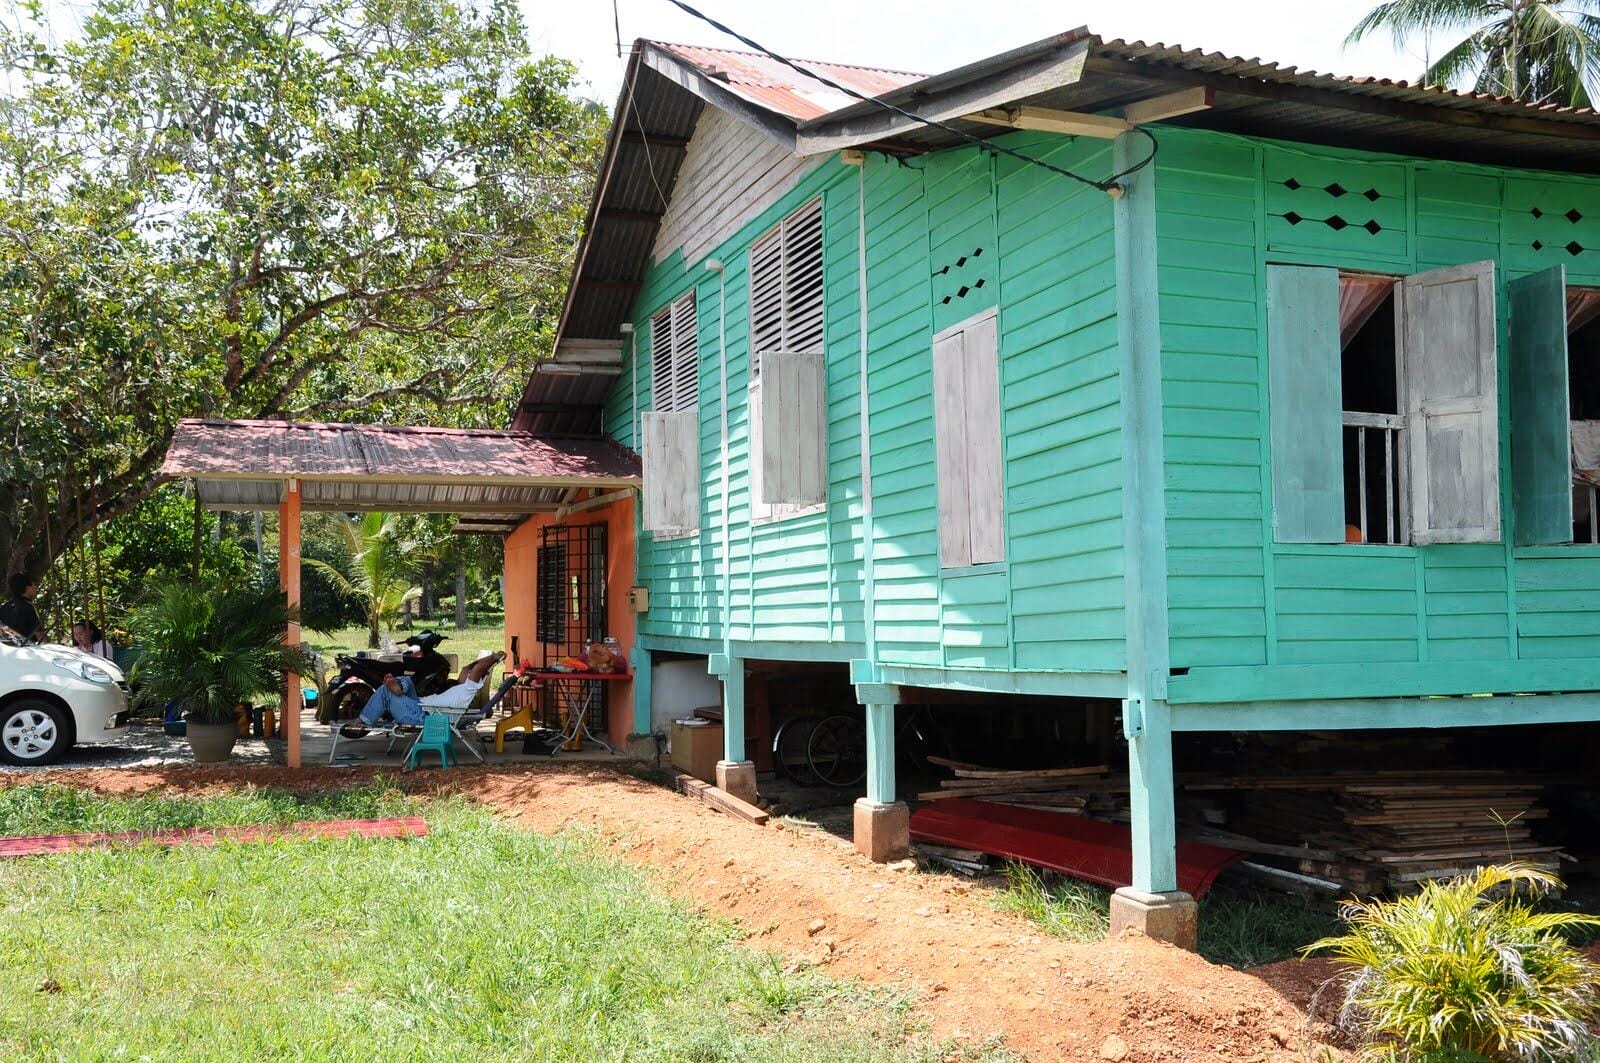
[1325,183,1348,197]
[1569,209,1585,223]
[1568,241,1585,256]
[1533,241,1544,250]
[1363,188,1381,201]
[1532,207,1544,218]
[1363,220,1382,235]
[1325,215,1349,231]
[1283,178,1301,191]
[1283,212,1303,225]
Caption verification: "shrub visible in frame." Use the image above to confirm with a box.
[1306,864,1600,1062]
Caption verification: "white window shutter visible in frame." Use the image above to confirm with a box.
[641,410,699,532]
[758,350,826,505]
[650,308,676,412]
[961,312,1005,563]
[1402,260,1501,544]
[933,328,973,567]
[670,293,698,412]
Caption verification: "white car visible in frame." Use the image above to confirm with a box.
[0,626,130,765]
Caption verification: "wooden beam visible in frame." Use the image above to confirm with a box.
[1123,86,1214,125]
[669,770,769,825]
[279,480,301,769]
[967,105,1129,139]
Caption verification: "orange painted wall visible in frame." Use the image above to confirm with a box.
[502,494,638,747]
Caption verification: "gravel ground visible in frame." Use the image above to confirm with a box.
[0,721,280,773]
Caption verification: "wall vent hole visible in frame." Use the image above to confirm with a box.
[1283,178,1301,190]
[956,285,970,298]
[1568,241,1585,256]
[940,295,952,304]
[1283,211,1303,225]
[1325,215,1349,231]
[973,278,985,289]
[1325,182,1348,197]
[1533,240,1544,250]
[1363,219,1383,235]
[1532,207,1544,218]
[1363,188,1381,201]
[1569,209,1585,223]
[955,256,967,267]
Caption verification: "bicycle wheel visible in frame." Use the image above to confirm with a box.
[772,713,822,784]
[806,713,867,788]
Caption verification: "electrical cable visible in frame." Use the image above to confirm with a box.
[659,0,1157,194]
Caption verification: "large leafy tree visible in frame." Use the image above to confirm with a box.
[0,0,604,582]
[1349,0,1600,105]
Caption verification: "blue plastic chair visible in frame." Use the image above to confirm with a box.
[405,714,456,770]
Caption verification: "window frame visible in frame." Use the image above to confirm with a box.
[645,291,701,540]
[747,197,827,525]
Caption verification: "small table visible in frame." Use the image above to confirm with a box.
[526,671,632,755]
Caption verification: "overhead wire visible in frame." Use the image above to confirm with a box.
[658,0,1157,194]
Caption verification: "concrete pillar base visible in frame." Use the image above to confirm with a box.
[1109,887,1198,951]
[853,799,910,862]
[715,760,759,805]
[624,732,661,765]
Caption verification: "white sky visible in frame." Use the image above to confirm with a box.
[524,0,1454,106]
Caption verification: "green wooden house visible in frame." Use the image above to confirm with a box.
[517,29,1600,943]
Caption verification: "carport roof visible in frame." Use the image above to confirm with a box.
[161,419,641,522]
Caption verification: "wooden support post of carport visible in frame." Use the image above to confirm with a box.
[279,479,302,768]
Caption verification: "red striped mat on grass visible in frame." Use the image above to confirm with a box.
[0,816,429,857]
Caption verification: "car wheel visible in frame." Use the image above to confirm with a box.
[0,699,71,766]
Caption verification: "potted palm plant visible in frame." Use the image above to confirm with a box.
[129,580,311,764]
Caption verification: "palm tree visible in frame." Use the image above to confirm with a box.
[1348,0,1600,106]
[304,513,420,648]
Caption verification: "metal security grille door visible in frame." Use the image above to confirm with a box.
[535,522,608,732]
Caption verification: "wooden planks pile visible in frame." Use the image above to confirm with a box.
[914,758,1130,820]
[1237,772,1566,893]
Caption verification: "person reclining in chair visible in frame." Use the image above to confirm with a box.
[340,651,505,738]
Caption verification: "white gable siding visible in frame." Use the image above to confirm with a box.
[652,107,822,267]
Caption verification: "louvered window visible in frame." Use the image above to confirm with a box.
[644,290,700,536]
[650,292,698,414]
[749,198,826,521]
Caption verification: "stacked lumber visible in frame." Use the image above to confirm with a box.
[1239,772,1565,893]
[915,758,1113,815]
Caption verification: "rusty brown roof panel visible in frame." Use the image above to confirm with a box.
[655,42,924,121]
[162,419,641,490]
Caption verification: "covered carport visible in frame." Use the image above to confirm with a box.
[160,418,641,766]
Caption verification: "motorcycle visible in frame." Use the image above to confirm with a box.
[319,630,453,723]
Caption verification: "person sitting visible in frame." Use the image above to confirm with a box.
[70,619,113,660]
[340,650,504,738]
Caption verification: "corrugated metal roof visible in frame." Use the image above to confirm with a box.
[654,43,923,121]
[162,419,640,517]
[1094,37,1600,125]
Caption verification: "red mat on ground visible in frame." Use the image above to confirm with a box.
[0,816,429,857]
[910,799,1240,899]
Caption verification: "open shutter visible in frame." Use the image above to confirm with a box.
[1509,265,1572,545]
[1267,264,1344,543]
[758,350,826,505]
[933,328,972,567]
[641,410,699,532]
[962,312,1005,563]
[1402,260,1500,544]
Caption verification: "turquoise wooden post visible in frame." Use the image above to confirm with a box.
[721,657,745,763]
[1109,131,1194,947]
[863,703,895,804]
[631,646,652,734]
[1126,699,1177,893]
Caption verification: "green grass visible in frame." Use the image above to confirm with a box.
[306,620,506,674]
[992,863,1339,968]
[0,783,981,1061]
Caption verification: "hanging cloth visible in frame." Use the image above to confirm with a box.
[1338,274,1395,350]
